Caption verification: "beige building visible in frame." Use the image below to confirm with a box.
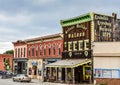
[93,42,120,85]
[27,59,43,79]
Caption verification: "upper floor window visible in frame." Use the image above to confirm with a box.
[36,47,38,57]
[53,44,56,55]
[44,45,46,56]
[32,47,34,57]
[58,43,61,55]
[48,45,51,55]
[28,48,30,56]
[15,48,17,58]
[40,45,42,56]
[24,48,26,57]
[21,48,22,57]
[18,48,20,58]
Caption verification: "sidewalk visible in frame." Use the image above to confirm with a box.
[31,79,94,85]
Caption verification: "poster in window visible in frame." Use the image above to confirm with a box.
[111,70,119,78]
[102,69,111,78]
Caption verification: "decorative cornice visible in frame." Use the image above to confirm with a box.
[60,13,92,27]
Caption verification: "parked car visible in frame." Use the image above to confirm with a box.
[13,74,31,82]
[1,72,12,79]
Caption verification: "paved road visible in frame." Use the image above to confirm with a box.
[0,77,94,85]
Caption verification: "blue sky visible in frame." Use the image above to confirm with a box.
[0,0,120,53]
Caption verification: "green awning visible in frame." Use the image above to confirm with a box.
[46,59,91,68]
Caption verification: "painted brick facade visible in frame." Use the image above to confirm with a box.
[0,54,13,71]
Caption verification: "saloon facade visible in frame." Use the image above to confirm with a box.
[46,12,120,84]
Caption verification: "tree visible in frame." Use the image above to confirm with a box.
[3,50,14,54]
[4,58,10,71]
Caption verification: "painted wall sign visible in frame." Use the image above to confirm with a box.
[94,14,113,41]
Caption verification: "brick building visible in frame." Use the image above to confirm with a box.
[25,33,63,80]
[0,54,13,71]
[12,33,63,80]
[12,40,28,74]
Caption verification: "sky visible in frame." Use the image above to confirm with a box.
[0,0,120,53]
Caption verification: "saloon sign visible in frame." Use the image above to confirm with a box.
[62,21,92,59]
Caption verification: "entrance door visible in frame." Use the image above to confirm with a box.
[32,66,37,78]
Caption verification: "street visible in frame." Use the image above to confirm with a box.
[0,77,94,85]
[0,78,44,85]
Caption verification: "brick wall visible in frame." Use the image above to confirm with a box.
[95,78,120,85]
[0,54,13,71]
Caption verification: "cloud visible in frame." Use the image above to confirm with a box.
[0,13,32,25]
[0,42,13,54]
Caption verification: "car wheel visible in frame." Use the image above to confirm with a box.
[13,78,15,82]
[19,79,21,82]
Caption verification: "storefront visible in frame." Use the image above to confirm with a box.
[27,59,42,79]
[13,58,28,74]
[46,59,92,84]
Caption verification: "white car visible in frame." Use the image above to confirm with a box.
[13,74,31,82]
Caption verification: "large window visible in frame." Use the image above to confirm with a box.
[28,48,30,56]
[48,45,51,55]
[58,43,61,55]
[40,46,42,56]
[44,45,46,56]
[32,47,34,57]
[21,48,22,57]
[18,48,20,58]
[53,44,56,55]
[24,48,26,57]
[36,47,38,57]
[94,68,119,78]
[15,48,17,58]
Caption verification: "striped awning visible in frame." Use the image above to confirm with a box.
[46,59,91,68]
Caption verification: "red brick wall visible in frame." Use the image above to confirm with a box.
[27,39,63,59]
[0,54,13,71]
[95,78,120,85]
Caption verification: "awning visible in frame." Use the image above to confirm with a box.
[46,59,91,68]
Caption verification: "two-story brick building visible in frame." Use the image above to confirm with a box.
[12,33,63,80]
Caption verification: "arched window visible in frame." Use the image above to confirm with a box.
[53,44,56,55]
[48,44,51,55]
[36,46,38,57]
[58,43,61,55]
[44,45,46,56]
[32,46,34,57]
[28,48,30,56]
[24,47,26,57]
[18,48,20,58]
[40,45,42,56]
